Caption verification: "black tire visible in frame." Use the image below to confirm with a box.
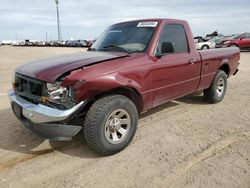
[204,70,227,103]
[201,45,209,50]
[83,95,138,155]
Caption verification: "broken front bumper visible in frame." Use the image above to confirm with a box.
[8,90,85,141]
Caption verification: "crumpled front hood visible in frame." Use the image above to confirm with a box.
[15,51,129,83]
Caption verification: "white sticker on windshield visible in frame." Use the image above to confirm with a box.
[137,21,158,27]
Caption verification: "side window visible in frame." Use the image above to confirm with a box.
[156,24,189,54]
[246,33,250,39]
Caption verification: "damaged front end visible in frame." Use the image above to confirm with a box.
[13,72,78,110]
[9,51,131,141]
[9,72,86,141]
[44,81,76,110]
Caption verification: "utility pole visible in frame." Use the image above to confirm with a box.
[55,0,62,41]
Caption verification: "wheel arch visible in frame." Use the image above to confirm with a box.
[80,86,143,114]
[219,63,230,77]
[97,87,143,113]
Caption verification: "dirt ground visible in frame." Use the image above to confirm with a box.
[0,46,249,188]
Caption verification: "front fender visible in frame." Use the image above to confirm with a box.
[72,73,142,102]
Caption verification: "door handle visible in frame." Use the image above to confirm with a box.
[189,59,195,64]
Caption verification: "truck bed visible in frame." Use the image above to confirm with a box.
[198,47,240,90]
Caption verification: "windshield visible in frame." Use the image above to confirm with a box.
[91,21,158,53]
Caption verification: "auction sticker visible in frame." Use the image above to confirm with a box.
[137,21,158,27]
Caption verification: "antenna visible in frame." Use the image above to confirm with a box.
[55,0,62,41]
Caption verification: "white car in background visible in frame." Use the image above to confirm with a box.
[195,38,216,50]
[1,40,13,45]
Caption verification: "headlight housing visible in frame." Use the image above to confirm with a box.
[46,82,72,102]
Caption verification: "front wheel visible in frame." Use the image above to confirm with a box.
[203,70,227,103]
[83,95,138,155]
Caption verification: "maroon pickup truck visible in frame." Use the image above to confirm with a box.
[9,19,240,155]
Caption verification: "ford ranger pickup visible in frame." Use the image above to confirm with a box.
[8,19,240,155]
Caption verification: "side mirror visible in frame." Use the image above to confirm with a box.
[155,42,174,58]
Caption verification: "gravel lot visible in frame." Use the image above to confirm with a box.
[0,46,249,188]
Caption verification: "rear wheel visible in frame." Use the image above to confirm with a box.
[83,95,138,155]
[204,70,227,103]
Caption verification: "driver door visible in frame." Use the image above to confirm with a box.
[151,24,201,107]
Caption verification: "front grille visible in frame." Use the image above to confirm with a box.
[19,77,42,96]
[14,73,45,103]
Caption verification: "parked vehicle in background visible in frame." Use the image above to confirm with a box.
[54,40,64,47]
[221,33,250,49]
[11,41,17,46]
[77,40,88,47]
[207,37,228,48]
[203,31,224,41]
[50,41,58,46]
[2,39,92,48]
[217,34,240,47]
[65,40,87,47]
[24,39,37,46]
[12,40,24,46]
[65,40,72,47]
[67,40,78,47]
[195,38,216,50]
[9,18,240,155]
[1,40,14,45]
[209,37,228,48]
[204,31,217,41]
[16,41,26,46]
[36,41,46,46]
[85,40,95,47]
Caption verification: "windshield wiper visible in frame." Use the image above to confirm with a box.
[103,45,132,54]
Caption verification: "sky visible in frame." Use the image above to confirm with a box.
[0,0,250,41]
